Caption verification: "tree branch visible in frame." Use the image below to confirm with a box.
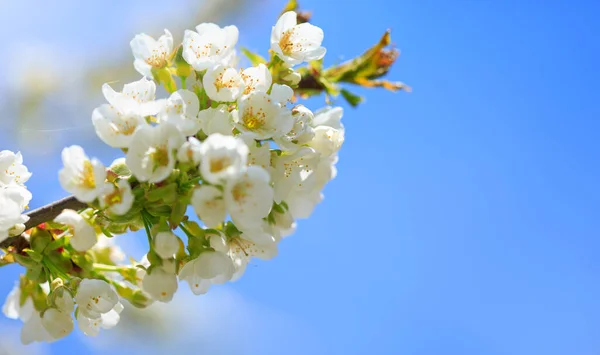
[23,196,87,230]
[0,196,86,250]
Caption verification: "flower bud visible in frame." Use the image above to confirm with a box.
[42,308,74,340]
[8,223,26,237]
[49,287,75,313]
[128,290,154,309]
[154,231,179,259]
[142,266,178,302]
[282,70,302,86]
[108,158,131,179]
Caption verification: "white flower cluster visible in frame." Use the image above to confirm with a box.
[0,151,32,241]
[3,11,345,343]
[3,279,123,343]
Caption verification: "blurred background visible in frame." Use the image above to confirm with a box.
[1,0,599,354]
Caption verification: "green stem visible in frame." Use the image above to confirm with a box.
[93,263,129,273]
[43,260,69,280]
[141,211,154,248]
[178,223,194,239]
[180,76,187,89]
[183,176,202,189]
[199,89,208,109]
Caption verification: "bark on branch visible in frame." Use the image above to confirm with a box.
[0,196,85,250]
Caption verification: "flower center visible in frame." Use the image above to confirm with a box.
[112,118,138,136]
[231,182,252,204]
[210,157,231,173]
[279,29,297,56]
[104,188,123,206]
[145,48,168,68]
[80,160,96,189]
[213,70,239,93]
[242,107,266,130]
[150,145,170,170]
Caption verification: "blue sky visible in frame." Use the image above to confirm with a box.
[1,0,599,354]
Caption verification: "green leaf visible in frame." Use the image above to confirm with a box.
[340,89,364,107]
[30,228,52,254]
[25,266,43,281]
[322,30,410,92]
[241,47,267,66]
[152,67,177,94]
[14,254,38,268]
[24,249,44,263]
[144,205,172,218]
[186,237,206,259]
[280,0,298,14]
[169,201,187,227]
[174,45,192,79]
[224,222,241,238]
[181,221,205,239]
[146,183,177,202]
[45,236,68,251]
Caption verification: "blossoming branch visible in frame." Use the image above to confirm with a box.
[0,3,406,344]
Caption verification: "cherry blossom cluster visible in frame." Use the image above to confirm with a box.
[2,11,346,344]
[0,151,32,241]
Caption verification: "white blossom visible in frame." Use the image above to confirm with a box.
[197,105,235,136]
[240,64,272,96]
[92,104,148,148]
[182,23,239,71]
[100,180,134,216]
[285,187,323,219]
[203,65,245,102]
[0,150,31,186]
[270,83,294,105]
[275,105,315,151]
[53,289,75,314]
[313,106,344,131]
[75,279,121,320]
[126,123,185,183]
[283,154,338,219]
[270,207,295,234]
[54,209,97,252]
[154,231,180,259]
[92,235,126,264]
[77,302,123,337]
[178,251,234,295]
[241,135,271,171]
[177,137,203,164]
[142,263,178,302]
[2,284,33,322]
[234,92,293,140]
[130,29,173,78]
[21,312,53,344]
[270,147,320,203]
[307,126,344,157]
[271,11,326,66]
[58,145,108,203]
[0,187,30,242]
[0,11,352,342]
[191,185,226,228]
[198,133,248,184]
[41,308,73,340]
[207,230,228,253]
[226,232,278,280]
[156,89,201,136]
[102,77,161,117]
[224,166,273,230]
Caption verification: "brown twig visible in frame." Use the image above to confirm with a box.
[0,196,86,250]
